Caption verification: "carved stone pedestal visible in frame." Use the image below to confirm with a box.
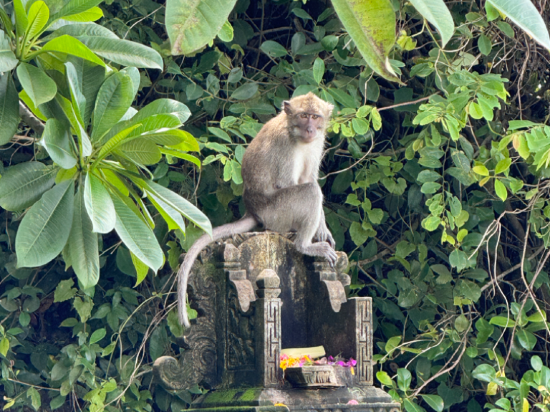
[153,232,399,412]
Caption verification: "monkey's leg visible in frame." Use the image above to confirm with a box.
[258,183,338,266]
[314,208,335,249]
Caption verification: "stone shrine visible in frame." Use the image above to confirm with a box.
[153,232,400,412]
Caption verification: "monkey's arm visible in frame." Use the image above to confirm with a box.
[177,214,258,327]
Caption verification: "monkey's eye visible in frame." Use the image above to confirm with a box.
[312,115,319,119]
[300,113,308,119]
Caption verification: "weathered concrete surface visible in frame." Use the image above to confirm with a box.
[153,232,400,411]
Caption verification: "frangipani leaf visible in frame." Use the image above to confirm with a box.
[166,0,237,55]
[488,0,550,51]
[331,0,401,83]
[65,186,99,289]
[16,180,74,268]
[408,0,454,47]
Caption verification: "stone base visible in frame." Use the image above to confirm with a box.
[187,386,400,412]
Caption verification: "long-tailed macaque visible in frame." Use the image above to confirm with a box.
[177,92,336,327]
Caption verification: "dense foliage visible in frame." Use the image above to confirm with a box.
[2,0,550,411]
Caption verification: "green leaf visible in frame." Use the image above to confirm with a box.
[330,0,400,83]
[349,221,370,246]
[0,73,20,145]
[84,172,115,233]
[408,0,454,47]
[147,188,186,233]
[41,35,105,67]
[397,368,412,391]
[260,40,288,57]
[41,119,77,169]
[166,0,237,55]
[134,99,191,124]
[0,337,9,357]
[89,328,106,345]
[313,58,325,84]
[404,399,425,412]
[478,33,492,55]
[143,180,212,236]
[449,249,468,271]
[118,138,161,165]
[54,279,77,302]
[0,162,57,210]
[516,329,537,350]
[65,186,99,289]
[91,72,134,141]
[494,178,507,201]
[64,62,86,121]
[15,180,74,268]
[112,193,163,272]
[487,0,550,50]
[217,20,234,42]
[472,165,489,176]
[531,355,543,371]
[63,7,103,22]
[74,36,163,69]
[0,31,18,72]
[231,82,258,100]
[376,371,394,386]
[495,158,511,174]
[13,0,28,39]
[51,0,103,20]
[421,395,444,412]
[489,316,516,327]
[26,1,49,41]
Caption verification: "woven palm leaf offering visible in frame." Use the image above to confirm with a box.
[280,346,357,388]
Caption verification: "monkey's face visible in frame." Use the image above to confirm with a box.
[295,112,323,142]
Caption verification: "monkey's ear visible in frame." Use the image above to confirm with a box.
[326,103,335,116]
[283,101,292,115]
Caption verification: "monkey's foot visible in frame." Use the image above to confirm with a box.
[314,229,336,249]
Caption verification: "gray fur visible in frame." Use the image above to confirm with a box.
[177,93,336,327]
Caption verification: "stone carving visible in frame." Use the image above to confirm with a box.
[152,232,400,411]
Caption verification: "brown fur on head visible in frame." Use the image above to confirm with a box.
[282,92,334,143]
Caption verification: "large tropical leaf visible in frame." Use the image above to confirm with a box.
[15,180,74,268]
[147,190,186,233]
[0,73,19,145]
[84,172,116,233]
[55,94,92,157]
[408,0,454,47]
[0,162,57,210]
[91,72,134,141]
[64,62,86,121]
[26,1,49,41]
[41,119,77,169]
[51,0,103,21]
[16,63,57,107]
[166,0,237,55]
[75,36,163,69]
[117,138,162,165]
[133,99,191,123]
[112,194,163,273]
[65,186,99,289]
[63,6,103,22]
[46,22,119,39]
[143,180,212,235]
[66,56,105,124]
[41,35,105,67]
[0,30,18,72]
[331,0,400,83]
[488,0,550,50]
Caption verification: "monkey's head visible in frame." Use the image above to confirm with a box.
[283,92,334,143]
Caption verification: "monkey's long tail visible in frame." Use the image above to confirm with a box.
[177,214,258,327]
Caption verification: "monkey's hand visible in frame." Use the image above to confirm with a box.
[314,221,336,249]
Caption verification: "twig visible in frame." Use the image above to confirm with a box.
[19,101,44,135]
[377,94,435,112]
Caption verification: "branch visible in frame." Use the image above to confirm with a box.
[19,101,44,136]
